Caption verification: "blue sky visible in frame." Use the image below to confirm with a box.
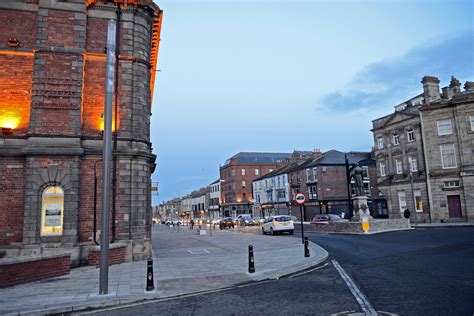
[151,0,474,204]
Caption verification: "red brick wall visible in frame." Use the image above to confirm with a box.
[41,10,76,48]
[85,17,108,53]
[0,158,25,245]
[82,59,106,136]
[88,245,126,267]
[318,166,348,200]
[0,255,70,288]
[0,10,37,49]
[0,54,33,134]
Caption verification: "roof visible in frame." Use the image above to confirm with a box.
[209,179,220,185]
[253,150,371,182]
[223,152,292,166]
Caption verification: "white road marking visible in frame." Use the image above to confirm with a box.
[187,249,210,254]
[331,259,377,315]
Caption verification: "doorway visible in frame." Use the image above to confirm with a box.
[447,195,462,218]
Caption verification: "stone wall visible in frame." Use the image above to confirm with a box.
[298,219,411,234]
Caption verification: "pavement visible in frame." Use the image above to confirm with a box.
[0,224,328,315]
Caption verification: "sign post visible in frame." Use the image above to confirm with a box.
[295,192,306,244]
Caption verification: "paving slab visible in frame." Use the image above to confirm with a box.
[0,225,327,315]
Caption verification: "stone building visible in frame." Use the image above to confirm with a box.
[219,152,291,216]
[0,0,163,275]
[372,90,430,222]
[372,75,474,223]
[419,77,474,222]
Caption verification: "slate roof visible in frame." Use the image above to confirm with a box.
[223,152,292,166]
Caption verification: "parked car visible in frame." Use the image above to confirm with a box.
[261,215,294,235]
[312,214,348,223]
[252,216,264,225]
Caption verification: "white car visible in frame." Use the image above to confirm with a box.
[261,215,294,235]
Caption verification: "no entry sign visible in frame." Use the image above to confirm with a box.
[295,192,306,205]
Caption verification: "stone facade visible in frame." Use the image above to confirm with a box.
[0,0,163,266]
[420,78,474,222]
[372,75,474,223]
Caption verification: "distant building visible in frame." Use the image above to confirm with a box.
[209,179,221,219]
[190,187,210,220]
[253,150,379,221]
[220,152,292,216]
[372,75,474,222]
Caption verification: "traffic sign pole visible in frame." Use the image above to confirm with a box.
[299,204,304,244]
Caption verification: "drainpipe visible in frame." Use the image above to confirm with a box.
[419,111,433,223]
[93,159,101,245]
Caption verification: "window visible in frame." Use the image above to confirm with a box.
[395,159,403,174]
[437,119,452,135]
[444,181,460,188]
[41,186,64,236]
[380,162,386,176]
[363,182,370,196]
[231,169,235,177]
[277,176,281,187]
[408,155,418,172]
[242,180,246,188]
[414,190,423,212]
[241,168,245,176]
[232,183,236,190]
[440,144,457,169]
[306,169,311,182]
[362,166,369,178]
[312,168,317,180]
[377,136,384,149]
[308,186,317,200]
[392,133,400,146]
[398,191,407,213]
[255,168,259,176]
[407,128,415,142]
[470,115,474,132]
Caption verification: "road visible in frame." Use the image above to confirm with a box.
[86,227,474,316]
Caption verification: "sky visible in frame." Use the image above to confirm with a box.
[150,0,474,204]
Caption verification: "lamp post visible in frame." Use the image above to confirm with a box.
[345,153,353,219]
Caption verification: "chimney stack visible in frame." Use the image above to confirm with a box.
[421,76,441,104]
[464,81,474,91]
[313,148,322,159]
[449,76,461,94]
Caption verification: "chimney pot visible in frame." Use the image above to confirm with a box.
[449,76,461,94]
[464,81,474,91]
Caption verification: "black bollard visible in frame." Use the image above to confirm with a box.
[304,237,310,258]
[248,245,255,273]
[146,259,155,291]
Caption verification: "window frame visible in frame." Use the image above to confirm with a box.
[407,128,415,142]
[41,185,65,237]
[380,162,386,176]
[470,115,474,132]
[408,155,418,172]
[437,119,453,136]
[395,159,403,174]
[392,133,400,146]
[377,136,384,149]
[440,143,457,169]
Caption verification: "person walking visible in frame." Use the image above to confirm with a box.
[403,208,411,219]
[190,219,194,230]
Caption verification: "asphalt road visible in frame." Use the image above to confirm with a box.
[86,227,474,316]
[309,226,474,315]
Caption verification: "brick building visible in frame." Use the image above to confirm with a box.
[252,150,379,221]
[220,152,292,217]
[0,0,163,273]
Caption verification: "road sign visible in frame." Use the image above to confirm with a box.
[295,192,306,205]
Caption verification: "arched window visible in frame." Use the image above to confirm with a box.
[41,186,64,236]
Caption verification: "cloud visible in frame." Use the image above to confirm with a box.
[318,33,474,111]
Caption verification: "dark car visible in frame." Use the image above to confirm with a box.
[219,217,235,229]
[239,215,255,226]
[312,214,348,223]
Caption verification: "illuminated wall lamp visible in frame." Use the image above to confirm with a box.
[8,38,20,48]
[1,127,13,135]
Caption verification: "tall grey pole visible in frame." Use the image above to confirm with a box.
[409,171,418,225]
[100,19,116,295]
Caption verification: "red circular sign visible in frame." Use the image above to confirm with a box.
[295,192,306,205]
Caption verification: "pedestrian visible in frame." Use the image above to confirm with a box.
[403,208,411,219]
[190,219,194,230]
